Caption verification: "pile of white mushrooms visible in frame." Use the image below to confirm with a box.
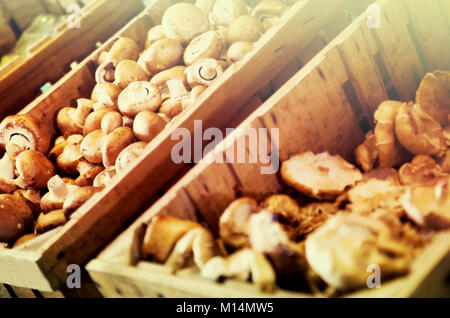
[140,70,450,295]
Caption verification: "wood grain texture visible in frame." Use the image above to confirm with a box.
[86,0,450,298]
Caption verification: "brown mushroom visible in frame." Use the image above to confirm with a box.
[101,111,123,134]
[81,130,106,164]
[107,37,140,64]
[398,155,447,186]
[185,58,223,88]
[165,227,218,272]
[141,215,202,261]
[102,127,135,168]
[57,99,93,138]
[0,194,34,243]
[13,233,39,248]
[305,214,411,291]
[95,61,116,84]
[210,0,248,26]
[395,102,446,157]
[416,70,450,126]
[281,152,363,200]
[118,81,162,118]
[159,99,184,119]
[138,38,183,75]
[93,167,117,188]
[355,131,378,172]
[115,142,148,174]
[219,197,259,249]
[201,248,276,292]
[227,41,253,63]
[13,189,41,218]
[56,135,84,175]
[35,210,67,234]
[0,153,17,194]
[63,186,102,217]
[133,111,167,143]
[91,83,122,111]
[48,136,68,161]
[114,60,149,90]
[401,179,450,230]
[145,25,166,49]
[0,114,51,158]
[252,0,288,30]
[184,31,224,66]
[15,150,55,189]
[83,108,114,136]
[40,175,76,212]
[150,66,190,101]
[227,15,264,43]
[374,101,411,167]
[162,3,210,45]
[75,161,104,187]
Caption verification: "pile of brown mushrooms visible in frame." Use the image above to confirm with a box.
[140,70,450,295]
[0,0,295,248]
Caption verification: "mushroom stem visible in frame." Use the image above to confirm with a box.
[166,79,190,100]
[6,134,30,158]
[74,100,93,125]
[48,175,69,198]
[105,167,116,180]
[0,153,15,179]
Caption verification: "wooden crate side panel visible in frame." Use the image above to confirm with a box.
[403,0,450,72]
[0,0,144,119]
[0,284,12,298]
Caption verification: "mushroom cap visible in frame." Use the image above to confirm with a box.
[0,114,51,156]
[118,81,162,118]
[227,41,253,63]
[227,15,264,43]
[398,155,447,186]
[395,103,446,157]
[57,107,83,138]
[141,215,202,261]
[374,101,411,168]
[91,83,122,111]
[63,186,102,217]
[56,135,84,175]
[108,37,140,64]
[115,142,148,174]
[159,98,184,119]
[35,210,67,234]
[150,65,188,87]
[281,152,363,201]
[133,111,167,143]
[355,131,378,172]
[13,233,39,248]
[13,189,41,218]
[210,0,248,26]
[416,70,450,126]
[114,60,149,90]
[138,38,183,75]
[219,197,259,249]
[195,0,217,13]
[83,108,114,136]
[305,214,411,290]
[252,0,288,22]
[95,61,116,84]
[162,3,210,44]
[184,31,224,66]
[16,150,55,189]
[0,194,34,243]
[93,168,116,188]
[145,25,166,49]
[75,164,104,187]
[81,130,107,164]
[262,194,302,221]
[185,58,223,87]
[102,127,135,168]
[101,111,123,134]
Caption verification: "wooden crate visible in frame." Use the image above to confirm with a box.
[87,0,450,298]
[0,0,144,119]
[0,0,367,297]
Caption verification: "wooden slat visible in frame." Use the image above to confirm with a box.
[0,284,12,298]
[0,0,144,120]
